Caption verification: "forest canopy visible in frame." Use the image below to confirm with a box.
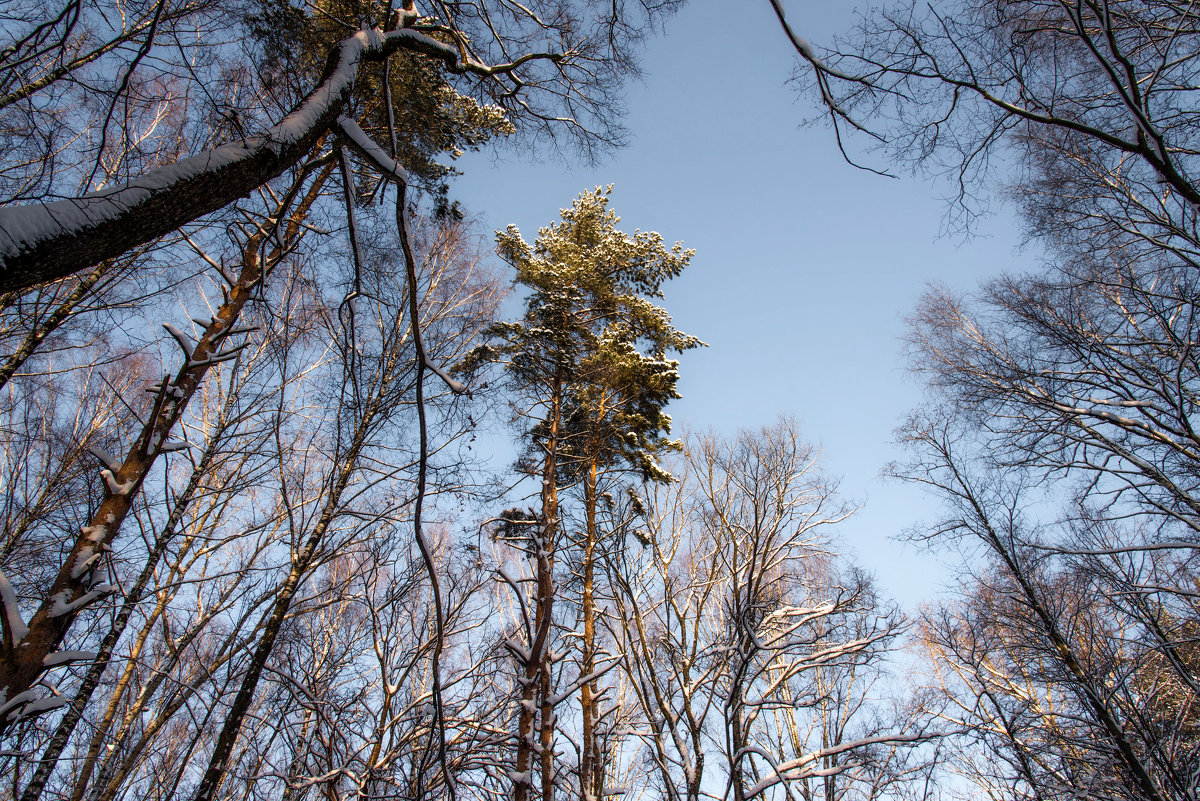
[1,1,1200,801]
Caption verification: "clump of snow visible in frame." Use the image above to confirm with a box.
[48,584,118,618]
[88,446,122,473]
[0,569,28,647]
[100,469,134,496]
[42,651,98,668]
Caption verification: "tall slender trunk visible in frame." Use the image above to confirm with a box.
[579,459,601,801]
[514,368,562,801]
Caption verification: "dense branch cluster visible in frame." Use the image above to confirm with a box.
[822,2,1200,800]
[9,0,1200,800]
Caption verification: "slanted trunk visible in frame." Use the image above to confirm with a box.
[0,162,332,732]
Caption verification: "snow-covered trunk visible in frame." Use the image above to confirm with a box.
[0,21,464,294]
[579,459,601,801]
[18,417,225,801]
[0,163,332,731]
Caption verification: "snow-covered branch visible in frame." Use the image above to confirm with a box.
[0,25,551,294]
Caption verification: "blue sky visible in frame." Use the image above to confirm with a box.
[453,0,1032,608]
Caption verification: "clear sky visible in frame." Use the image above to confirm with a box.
[452,0,1032,609]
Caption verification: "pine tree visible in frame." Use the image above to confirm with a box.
[476,187,701,801]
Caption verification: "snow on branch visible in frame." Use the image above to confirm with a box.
[0,25,548,294]
[42,650,98,668]
[0,570,28,649]
[162,322,195,360]
[47,584,118,618]
[744,732,938,799]
[337,116,409,183]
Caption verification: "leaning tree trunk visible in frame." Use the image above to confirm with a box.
[0,14,484,295]
[0,162,333,730]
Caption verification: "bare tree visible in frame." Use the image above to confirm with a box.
[892,410,1200,801]
[608,421,932,801]
[819,0,1200,238]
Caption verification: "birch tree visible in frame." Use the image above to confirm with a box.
[608,422,934,801]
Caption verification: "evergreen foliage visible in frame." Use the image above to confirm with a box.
[481,186,704,484]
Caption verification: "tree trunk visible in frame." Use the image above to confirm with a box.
[0,22,467,294]
[514,368,562,801]
[579,459,601,801]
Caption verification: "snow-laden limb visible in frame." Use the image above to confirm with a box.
[87,446,122,473]
[424,359,468,395]
[47,584,118,618]
[336,116,409,183]
[0,569,28,648]
[8,694,67,720]
[41,650,98,668]
[68,550,103,580]
[162,322,195,359]
[0,25,531,294]
[186,339,249,368]
[100,468,135,496]
[0,689,41,720]
[744,732,937,799]
[69,524,109,581]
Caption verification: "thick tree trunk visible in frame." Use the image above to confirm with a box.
[0,23,464,294]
